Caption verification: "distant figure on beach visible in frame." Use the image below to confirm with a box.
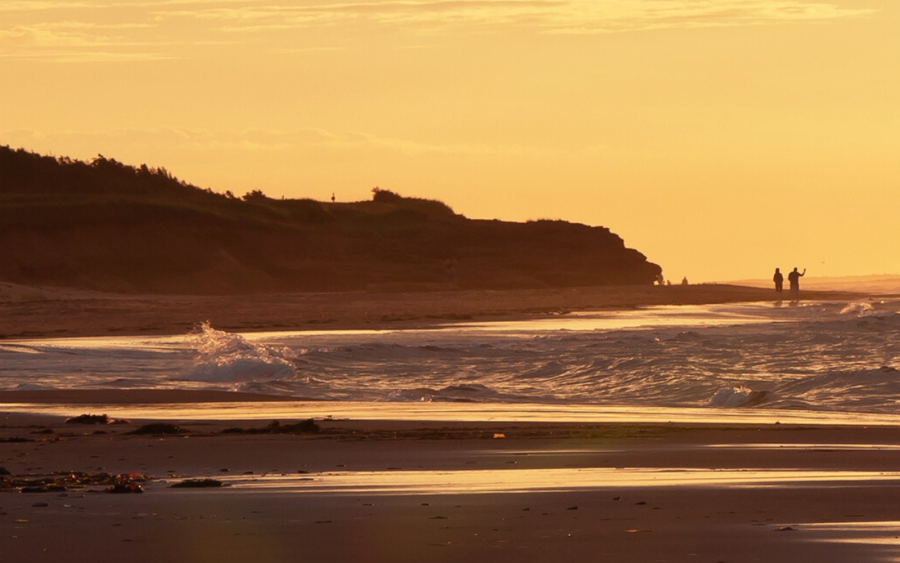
[445,257,458,285]
[681,277,688,286]
[773,268,783,294]
[331,193,336,203]
[656,273,665,286]
[788,267,805,301]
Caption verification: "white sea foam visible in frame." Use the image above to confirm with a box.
[185,322,301,383]
[378,383,502,403]
[0,344,44,355]
[709,386,767,408]
[11,382,51,391]
[841,302,876,316]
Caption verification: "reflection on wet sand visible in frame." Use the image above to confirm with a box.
[802,521,900,546]
[207,467,900,495]
[705,443,900,451]
[5,401,900,426]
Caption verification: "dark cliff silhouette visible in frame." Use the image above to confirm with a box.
[0,146,662,294]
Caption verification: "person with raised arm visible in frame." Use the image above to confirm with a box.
[788,267,806,301]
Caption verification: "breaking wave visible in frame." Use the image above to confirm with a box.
[709,386,768,408]
[379,384,504,403]
[840,302,876,317]
[185,322,302,384]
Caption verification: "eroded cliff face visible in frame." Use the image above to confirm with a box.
[0,146,661,294]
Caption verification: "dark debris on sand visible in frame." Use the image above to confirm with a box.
[128,423,185,435]
[65,414,131,425]
[0,471,150,493]
[221,419,320,435]
[170,478,225,489]
[0,437,33,443]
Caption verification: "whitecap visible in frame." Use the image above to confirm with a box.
[378,383,501,403]
[709,386,768,408]
[840,302,876,317]
[11,382,50,391]
[183,322,300,383]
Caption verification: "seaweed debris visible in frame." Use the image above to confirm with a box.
[128,423,185,435]
[65,414,131,425]
[221,419,320,435]
[170,478,225,488]
[1,471,149,493]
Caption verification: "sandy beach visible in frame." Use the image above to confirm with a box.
[2,390,900,562]
[0,281,864,339]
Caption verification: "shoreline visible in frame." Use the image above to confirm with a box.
[3,391,900,427]
[1,282,867,339]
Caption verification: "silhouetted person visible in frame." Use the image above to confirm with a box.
[773,268,783,293]
[681,277,688,286]
[331,193,336,203]
[445,257,458,285]
[788,267,805,301]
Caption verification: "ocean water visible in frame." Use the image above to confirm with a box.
[1,299,899,414]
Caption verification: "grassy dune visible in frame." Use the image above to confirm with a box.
[1,146,660,294]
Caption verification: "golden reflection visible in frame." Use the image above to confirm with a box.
[3,302,778,347]
[4,401,900,426]
[706,444,900,451]
[800,521,900,547]
[175,468,900,496]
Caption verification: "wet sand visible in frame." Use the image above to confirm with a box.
[3,392,900,562]
[0,281,863,339]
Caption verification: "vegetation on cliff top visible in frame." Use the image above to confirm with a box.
[0,145,661,293]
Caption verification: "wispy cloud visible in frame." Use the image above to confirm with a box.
[0,0,252,10]
[0,2,93,11]
[0,1,876,62]
[158,0,874,34]
[0,21,174,62]
[546,0,875,34]
[2,128,553,158]
[0,49,173,63]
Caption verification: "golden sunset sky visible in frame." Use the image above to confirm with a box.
[3,0,898,282]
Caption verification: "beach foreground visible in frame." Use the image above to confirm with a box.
[4,391,900,563]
